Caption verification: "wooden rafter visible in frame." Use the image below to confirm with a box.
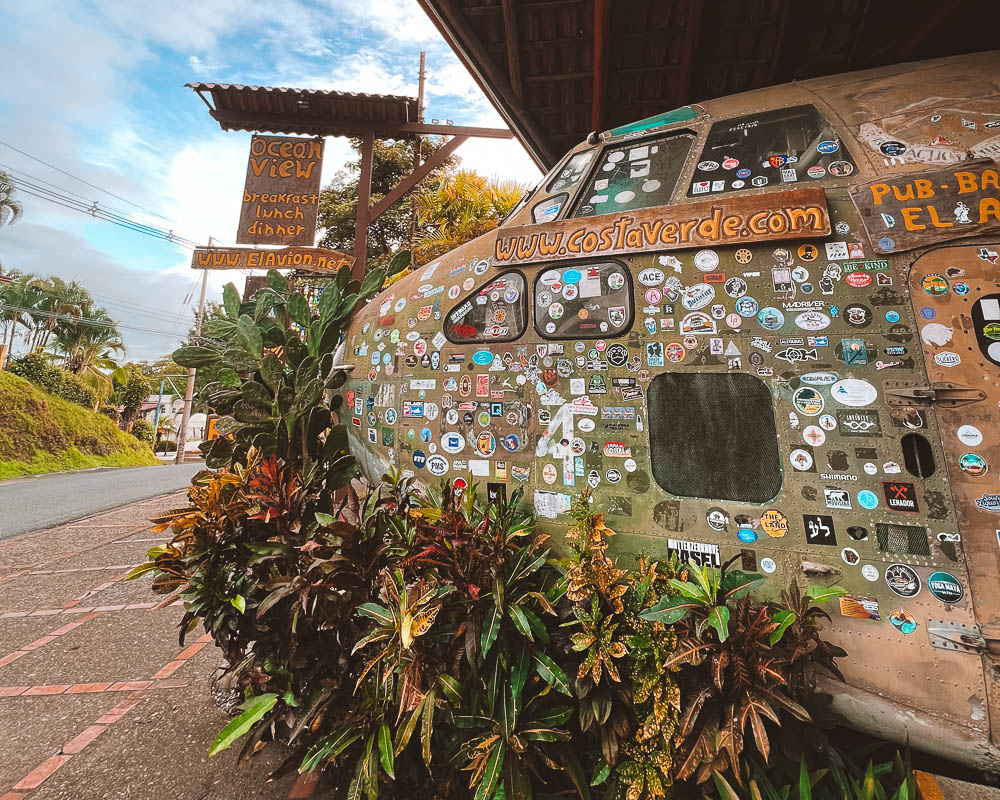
[674,0,704,107]
[368,135,469,222]
[591,0,611,132]
[501,0,522,99]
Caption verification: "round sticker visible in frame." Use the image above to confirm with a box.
[957,425,983,446]
[863,462,877,475]
[623,458,637,473]
[885,563,921,598]
[760,557,777,574]
[542,463,557,484]
[927,571,964,604]
[861,564,879,582]
[885,310,900,323]
[760,509,789,538]
[790,449,814,471]
[639,268,664,286]
[921,274,949,296]
[757,307,784,330]
[802,425,826,446]
[606,469,622,483]
[607,272,625,290]
[890,608,918,635]
[441,432,465,454]
[880,141,906,156]
[724,277,747,298]
[830,379,877,407]
[737,527,758,544]
[734,248,752,264]
[426,455,449,476]
[694,250,720,271]
[736,297,759,317]
[476,431,496,457]
[578,418,596,433]
[959,453,988,476]
[828,160,854,177]
[841,547,860,566]
[792,387,824,416]
[706,507,729,531]
[697,160,719,171]
[385,408,398,424]
[857,490,879,510]
[843,304,872,328]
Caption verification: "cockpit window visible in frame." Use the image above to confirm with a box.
[689,104,856,197]
[532,194,567,224]
[573,133,693,218]
[547,149,596,193]
[534,261,633,339]
[444,271,527,344]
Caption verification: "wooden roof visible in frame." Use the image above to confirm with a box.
[417,0,1000,170]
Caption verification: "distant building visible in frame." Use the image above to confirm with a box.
[140,394,205,450]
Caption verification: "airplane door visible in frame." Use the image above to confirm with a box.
[908,243,1000,743]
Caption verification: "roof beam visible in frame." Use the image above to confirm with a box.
[416,0,556,169]
[591,0,611,131]
[674,0,704,106]
[765,0,793,87]
[368,135,469,221]
[501,0,522,99]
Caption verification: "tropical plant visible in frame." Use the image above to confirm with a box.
[0,170,23,228]
[130,418,156,448]
[415,171,526,264]
[112,364,154,429]
[49,301,123,393]
[640,559,846,785]
[7,352,97,408]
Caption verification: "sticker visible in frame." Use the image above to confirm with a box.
[889,607,917,634]
[694,250,719,271]
[840,595,880,620]
[957,425,983,446]
[706,507,729,531]
[667,538,721,568]
[757,307,784,331]
[760,509,788,538]
[927,571,964,604]
[441,432,465,454]
[921,274,949,296]
[843,304,872,328]
[760,557,777,574]
[959,453,988,476]
[792,387,824,416]
[857,490,879,510]
[885,563,920,597]
[933,351,961,367]
[824,487,852,510]
[831,379,877,407]
[976,494,1000,513]
[883,482,919,513]
[803,513,837,546]
[861,564,879,582]
[790,449,814,471]
[542,463,558,484]
[841,547,860,566]
[426,455,449,476]
[803,425,826,446]
[638,268,664,286]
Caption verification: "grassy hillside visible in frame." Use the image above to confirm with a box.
[0,371,159,480]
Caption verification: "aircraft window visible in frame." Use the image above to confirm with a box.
[972,294,1000,367]
[647,373,782,503]
[534,261,633,339]
[688,104,857,197]
[901,433,936,478]
[444,271,528,344]
[533,193,567,224]
[573,133,693,218]
[875,522,931,557]
[547,149,596,193]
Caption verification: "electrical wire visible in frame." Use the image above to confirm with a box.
[0,138,175,223]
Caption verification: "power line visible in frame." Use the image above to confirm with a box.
[0,138,175,223]
[0,304,187,338]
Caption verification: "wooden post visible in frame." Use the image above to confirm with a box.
[591,0,610,132]
[410,51,426,255]
[353,130,375,281]
[175,266,208,465]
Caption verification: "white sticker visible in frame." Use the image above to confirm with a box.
[958,425,984,446]
[830,379,877,407]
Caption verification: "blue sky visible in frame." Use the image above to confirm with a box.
[0,0,541,361]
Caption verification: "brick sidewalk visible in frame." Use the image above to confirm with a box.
[0,493,313,799]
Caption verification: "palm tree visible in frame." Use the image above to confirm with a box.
[0,171,23,229]
[414,171,526,264]
[27,276,87,351]
[49,303,124,399]
[0,271,39,367]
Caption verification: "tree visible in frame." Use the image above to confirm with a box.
[415,170,526,264]
[49,302,124,399]
[112,363,154,430]
[317,137,459,271]
[0,171,23,229]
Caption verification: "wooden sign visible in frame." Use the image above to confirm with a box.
[851,159,1000,254]
[191,246,354,274]
[236,135,324,246]
[493,188,830,267]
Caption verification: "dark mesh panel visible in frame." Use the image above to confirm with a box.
[875,523,930,556]
[648,373,782,503]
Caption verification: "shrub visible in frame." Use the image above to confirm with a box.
[8,352,96,408]
[130,418,155,447]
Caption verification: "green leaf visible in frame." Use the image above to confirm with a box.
[722,570,766,601]
[358,268,388,302]
[378,722,394,779]
[800,758,812,800]
[532,651,572,695]
[508,604,533,640]
[260,353,284,392]
[388,250,411,275]
[706,605,730,643]
[287,292,312,327]
[267,269,286,292]
[172,345,221,368]
[473,744,504,800]
[421,687,435,766]
[713,770,743,800]
[394,702,422,756]
[638,594,700,624]
[805,585,848,604]
[481,604,501,657]
[437,673,462,705]
[208,693,278,756]
[204,436,234,469]
[300,725,360,772]
[590,758,611,787]
[222,282,241,319]
[125,562,160,581]
[229,595,246,613]
[217,368,240,388]
[236,315,263,359]
[315,512,336,526]
[769,610,797,646]
[357,603,393,625]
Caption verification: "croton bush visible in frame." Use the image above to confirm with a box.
[134,260,891,798]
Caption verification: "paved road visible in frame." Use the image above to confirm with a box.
[0,464,204,540]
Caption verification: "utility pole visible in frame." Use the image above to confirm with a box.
[409,51,426,254]
[175,260,209,465]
